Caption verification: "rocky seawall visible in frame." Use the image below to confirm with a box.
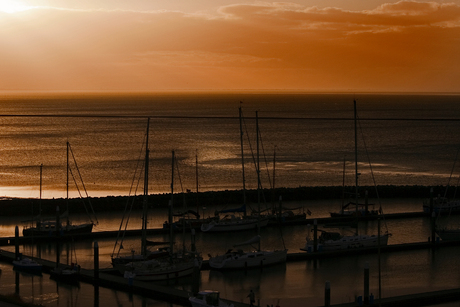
[0,185,449,217]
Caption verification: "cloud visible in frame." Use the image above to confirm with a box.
[1,1,460,92]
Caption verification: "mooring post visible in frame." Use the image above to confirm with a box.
[429,187,434,215]
[14,226,19,260]
[325,281,331,307]
[365,190,369,214]
[364,262,369,305]
[56,206,60,238]
[313,219,318,252]
[56,206,60,266]
[94,241,99,281]
[191,229,196,252]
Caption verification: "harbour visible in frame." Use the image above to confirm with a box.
[0,94,459,306]
[0,196,459,307]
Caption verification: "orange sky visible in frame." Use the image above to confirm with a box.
[1,0,459,93]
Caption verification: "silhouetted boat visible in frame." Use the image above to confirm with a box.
[22,144,95,237]
[303,100,390,252]
[13,257,43,273]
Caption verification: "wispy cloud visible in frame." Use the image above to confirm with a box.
[1,1,459,92]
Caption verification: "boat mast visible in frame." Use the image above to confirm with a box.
[354,100,359,231]
[66,141,70,226]
[39,163,42,217]
[141,118,150,257]
[195,149,199,214]
[170,150,175,257]
[239,106,247,216]
[256,111,261,252]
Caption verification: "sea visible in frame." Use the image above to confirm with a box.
[0,92,460,199]
[0,92,460,307]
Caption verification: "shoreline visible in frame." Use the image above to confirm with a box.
[0,185,445,217]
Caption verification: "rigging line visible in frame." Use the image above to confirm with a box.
[356,113,389,233]
[174,154,185,194]
[242,112,268,211]
[258,125,273,190]
[257,125,269,206]
[443,145,460,200]
[68,166,92,220]
[68,144,98,224]
[113,129,146,257]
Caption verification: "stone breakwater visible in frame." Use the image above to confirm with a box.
[0,185,448,217]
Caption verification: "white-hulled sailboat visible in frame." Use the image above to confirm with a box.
[209,110,287,269]
[302,100,390,252]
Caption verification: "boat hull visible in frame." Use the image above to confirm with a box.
[12,258,43,273]
[117,257,202,281]
[436,228,460,241]
[302,234,389,252]
[201,217,269,232]
[209,249,287,269]
[23,223,93,237]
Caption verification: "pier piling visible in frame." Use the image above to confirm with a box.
[364,262,369,305]
[14,226,19,259]
[314,219,318,252]
[325,281,331,307]
[94,241,99,281]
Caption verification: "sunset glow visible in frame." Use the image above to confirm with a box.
[1,0,459,93]
[0,0,30,13]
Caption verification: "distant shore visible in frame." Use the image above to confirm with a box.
[0,185,447,217]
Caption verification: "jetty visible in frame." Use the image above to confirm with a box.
[3,210,432,246]
[2,246,460,307]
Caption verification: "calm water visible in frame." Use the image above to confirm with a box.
[0,93,459,199]
[1,198,460,307]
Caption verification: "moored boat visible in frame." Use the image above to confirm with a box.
[12,257,43,273]
[208,235,287,269]
[301,229,389,252]
[189,290,234,307]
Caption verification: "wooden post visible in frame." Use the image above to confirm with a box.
[94,241,99,281]
[365,190,369,215]
[56,205,60,238]
[364,262,369,305]
[325,281,331,307]
[55,206,60,267]
[431,211,436,245]
[313,219,318,252]
[429,187,434,214]
[14,226,19,260]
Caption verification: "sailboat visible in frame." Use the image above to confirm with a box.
[114,140,202,280]
[189,290,234,307]
[22,145,95,237]
[112,119,171,266]
[433,151,460,241]
[164,151,216,230]
[208,111,287,269]
[50,238,80,284]
[330,159,380,218]
[201,107,269,233]
[302,100,390,252]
